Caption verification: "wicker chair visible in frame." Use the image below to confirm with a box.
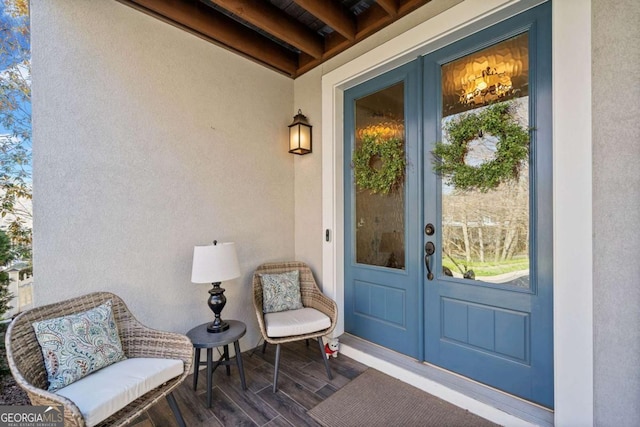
[253,261,337,392]
[4,292,193,427]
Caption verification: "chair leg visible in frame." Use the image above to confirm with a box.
[305,339,309,347]
[318,337,333,380]
[273,343,282,393]
[166,392,186,427]
[262,341,268,354]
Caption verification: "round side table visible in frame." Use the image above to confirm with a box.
[187,320,247,408]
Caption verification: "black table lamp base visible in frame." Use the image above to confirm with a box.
[207,282,230,333]
[207,320,229,333]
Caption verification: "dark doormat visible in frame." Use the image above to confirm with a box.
[308,368,500,427]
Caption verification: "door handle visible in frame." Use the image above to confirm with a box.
[424,241,435,280]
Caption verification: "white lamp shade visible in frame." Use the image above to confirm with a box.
[191,242,240,283]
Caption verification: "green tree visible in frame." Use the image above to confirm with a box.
[0,229,14,319]
[0,0,31,261]
[0,228,12,379]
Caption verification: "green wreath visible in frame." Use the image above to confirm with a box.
[353,129,405,195]
[433,102,529,192]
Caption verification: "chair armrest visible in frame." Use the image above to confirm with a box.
[118,317,193,370]
[253,285,270,343]
[305,289,338,331]
[15,381,85,427]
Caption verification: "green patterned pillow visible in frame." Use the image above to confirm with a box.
[260,270,303,313]
[32,300,126,391]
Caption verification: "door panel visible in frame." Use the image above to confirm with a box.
[442,299,530,362]
[354,280,406,326]
[424,3,552,407]
[344,61,422,359]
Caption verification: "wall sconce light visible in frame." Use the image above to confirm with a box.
[288,109,312,155]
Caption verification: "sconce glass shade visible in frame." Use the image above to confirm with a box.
[288,109,312,155]
[191,242,240,284]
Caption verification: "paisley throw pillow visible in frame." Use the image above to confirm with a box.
[260,270,303,313]
[32,300,126,391]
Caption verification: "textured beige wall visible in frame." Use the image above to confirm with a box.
[292,0,463,285]
[31,0,294,349]
[592,0,640,425]
[293,68,324,282]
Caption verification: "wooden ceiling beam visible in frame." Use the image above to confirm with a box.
[356,3,392,35]
[356,0,430,37]
[297,0,431,76]
[376,0,399,17]
[207,0,324,59]
[292,0,356,41]
[398,0,432,14]
[118,0,298,76]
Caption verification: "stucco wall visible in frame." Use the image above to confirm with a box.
[31,0,294,349]
[592,0,640,425]
[293,69,324,282]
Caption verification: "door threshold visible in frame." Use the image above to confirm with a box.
[339,334,554,427]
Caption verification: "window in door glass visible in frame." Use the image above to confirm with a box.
[440,33,530,288]
[353,82,406,270]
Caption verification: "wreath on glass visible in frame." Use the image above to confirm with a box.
[433,102,529,192]
[353,123,405,194]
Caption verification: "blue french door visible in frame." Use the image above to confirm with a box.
[344,3,553,408]
[344,60,422,357]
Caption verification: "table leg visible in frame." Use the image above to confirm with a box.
[234,340,247,390]
[206,348,213,408]
[224,345,231,376]
[193,348,201,390]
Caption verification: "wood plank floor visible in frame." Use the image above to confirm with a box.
[130,340,368,427]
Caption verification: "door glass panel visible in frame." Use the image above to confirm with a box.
[354,82,405,269]
[439,33,530,288]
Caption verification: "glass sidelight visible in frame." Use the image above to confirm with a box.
[353,82,406,269]
[439,33,531,288]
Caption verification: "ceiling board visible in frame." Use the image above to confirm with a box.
[118,0,432,78]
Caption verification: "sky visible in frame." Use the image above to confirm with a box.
[0,0,32,176]
[0,1,29,68]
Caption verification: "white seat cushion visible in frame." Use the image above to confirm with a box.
[265,307,331,338]
[55,358,183,427]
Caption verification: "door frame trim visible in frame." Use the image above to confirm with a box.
[321,0,593,424]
